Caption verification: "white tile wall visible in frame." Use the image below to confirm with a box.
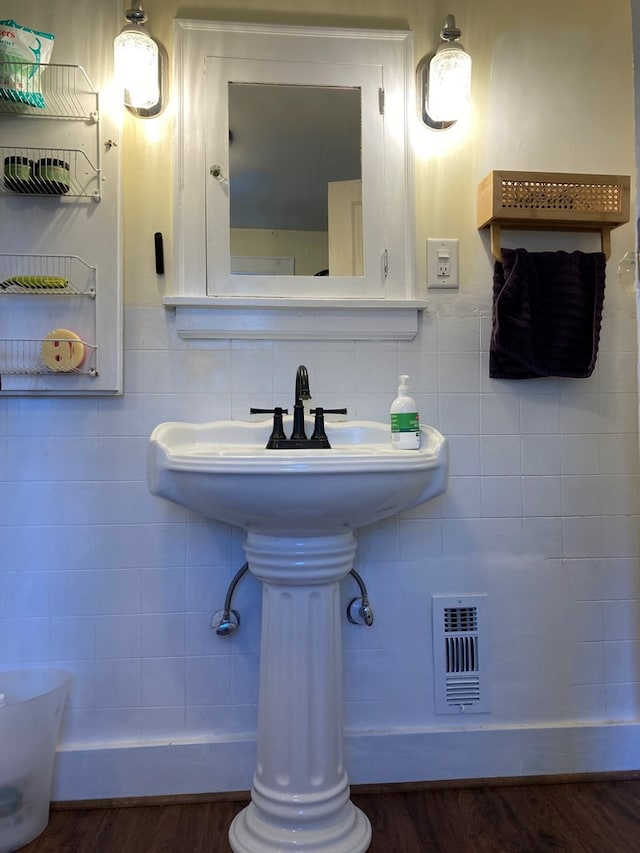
[1,295,639,760]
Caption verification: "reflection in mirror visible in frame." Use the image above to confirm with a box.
[228,83,363,276]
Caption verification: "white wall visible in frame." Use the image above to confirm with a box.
[230,228,328,276]
[1,0,639,800]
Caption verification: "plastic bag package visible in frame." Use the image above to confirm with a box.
[0,19,54,109]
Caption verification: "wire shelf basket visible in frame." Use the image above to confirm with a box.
[0,254,96,295]
[0,337,97,375]
[1,145,100,199]
[0,63,98,120]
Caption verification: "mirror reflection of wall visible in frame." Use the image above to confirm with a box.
[228,83,362,276]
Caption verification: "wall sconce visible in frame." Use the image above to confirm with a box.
[417,15,472,130]
[114,1,165,117]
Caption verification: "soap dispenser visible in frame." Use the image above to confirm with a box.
[390,374,420,449]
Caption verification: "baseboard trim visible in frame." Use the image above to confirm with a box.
[353,768,640,794]
[53,721,640,802]
[52,770,640,811]
[52,790,251,810]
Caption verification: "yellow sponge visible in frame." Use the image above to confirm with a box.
[41,328,86,372]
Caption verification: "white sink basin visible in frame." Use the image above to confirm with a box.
[148,418,448,534]
[147,414,448,852]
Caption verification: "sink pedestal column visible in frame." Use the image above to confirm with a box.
[228,530,371,853]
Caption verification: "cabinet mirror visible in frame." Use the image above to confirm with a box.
[170,20,423,339]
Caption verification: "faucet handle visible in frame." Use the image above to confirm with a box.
[309,407,331,448]
[313,407,347,416]
[310,407,347,446]
[250,407,289,448]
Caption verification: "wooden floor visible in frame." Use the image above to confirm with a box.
[19,778,640,853]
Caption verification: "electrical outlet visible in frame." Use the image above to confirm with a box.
[427,239,459,289]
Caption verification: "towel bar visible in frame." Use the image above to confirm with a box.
[489,221,613,262]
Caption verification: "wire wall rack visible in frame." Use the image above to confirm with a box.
[0,63,98,120]
[1,145,100,199]
[0,338,97,376]
[0,254,96,295]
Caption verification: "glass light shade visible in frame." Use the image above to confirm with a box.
[427,43,472,123]
[114,25,160,109]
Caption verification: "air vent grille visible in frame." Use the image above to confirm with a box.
[446,675,481,705]
[446,633,478,673]
[432,595,490,715]
[444,606,477,634]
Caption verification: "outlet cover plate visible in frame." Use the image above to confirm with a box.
[427,238,459,289]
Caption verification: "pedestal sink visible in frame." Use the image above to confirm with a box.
[148,416,448,852]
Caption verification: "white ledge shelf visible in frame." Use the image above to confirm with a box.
[163,296,428,341]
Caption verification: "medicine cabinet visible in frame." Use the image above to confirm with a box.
[0,62,122,394]
[169,20,425,340]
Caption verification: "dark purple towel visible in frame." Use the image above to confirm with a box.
[490,248,606,379]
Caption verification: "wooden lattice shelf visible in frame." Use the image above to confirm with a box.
[477,170,631,260]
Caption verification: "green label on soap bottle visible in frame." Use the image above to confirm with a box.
[390,412,419,432]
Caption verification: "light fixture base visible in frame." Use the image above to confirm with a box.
[125,7,147,26]
[440,15,462,42]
